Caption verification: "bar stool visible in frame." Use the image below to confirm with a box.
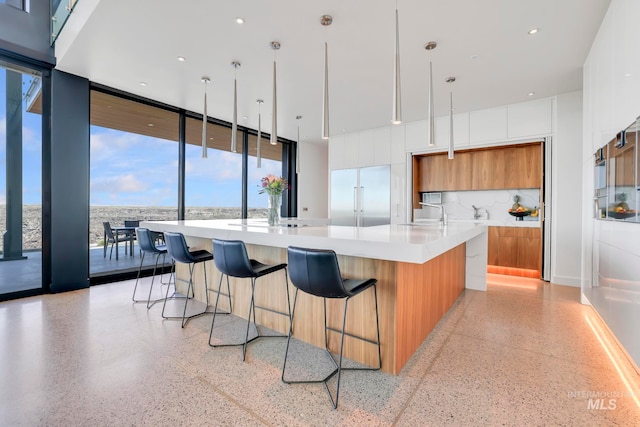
[162,232,214,328]
[131,227,172,308]
[209,238,291,361]
[282,246,382,409]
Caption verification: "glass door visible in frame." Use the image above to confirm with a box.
[0,60,43,297]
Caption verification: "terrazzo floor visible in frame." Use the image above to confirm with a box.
[1,274,639,426]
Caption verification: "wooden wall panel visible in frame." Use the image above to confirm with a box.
[395,243,466,373]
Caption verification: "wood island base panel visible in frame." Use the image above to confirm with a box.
[142,219,487,374]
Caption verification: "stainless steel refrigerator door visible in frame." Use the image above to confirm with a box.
[359,165,391,227]
[330,168,358,226]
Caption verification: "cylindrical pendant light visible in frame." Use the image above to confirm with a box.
[425,42,437,146]
[201,76,210,158]
[446,76,456,159]
[296,115,302,173]
[231,61,240,153]
[256,99,263,168]
[392,7,402,125]
[321,15,332,140]
[270,41,280,145]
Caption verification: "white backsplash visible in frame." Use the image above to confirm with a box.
[415,189,541,223]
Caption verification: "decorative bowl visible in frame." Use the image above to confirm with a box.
[608,210,636,220]
[508,211,531,221]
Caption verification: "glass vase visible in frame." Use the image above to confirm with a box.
[267,193,282,226]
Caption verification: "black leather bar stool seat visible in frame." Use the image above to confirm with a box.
[209,238,291,361]
[131,227,172,308]
[162,232,214,328]
[282,246,382,409]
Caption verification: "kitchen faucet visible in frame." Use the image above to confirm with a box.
[472,205,481,220]
[419,202,448,226]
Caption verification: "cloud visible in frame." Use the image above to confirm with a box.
[0,191,5,204]
[90,129,148,163]
[91,173,149,193]
[185,150,243,181]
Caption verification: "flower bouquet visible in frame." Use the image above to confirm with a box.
[259,175,288,225]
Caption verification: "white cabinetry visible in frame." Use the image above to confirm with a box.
[435,113,470,148]
[469,107,508,144]
[358,129,375,166]
[330,126,397,169]
[507,98,553,138]
[390,162,406,224]
[373,127,391,165]
[404,120,427,152]
[390,125,406,164]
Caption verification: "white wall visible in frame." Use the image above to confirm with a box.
[552,91,584,286]
[297,142,328,219]
[581,0,640,367]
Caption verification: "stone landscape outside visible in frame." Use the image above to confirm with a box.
[0,205,269,253]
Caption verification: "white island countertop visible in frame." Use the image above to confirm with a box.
[141,219,487,265]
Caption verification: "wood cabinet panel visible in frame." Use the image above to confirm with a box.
[417,152,472,192]
[472,149,505,190]
[487,226,542,273]
[505,144,542,189]
[445,151,472,190]
[487,227,500,265]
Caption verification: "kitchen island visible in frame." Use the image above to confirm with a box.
[142,219,487,374]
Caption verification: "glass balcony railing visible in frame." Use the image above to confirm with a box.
[51,0,79,45]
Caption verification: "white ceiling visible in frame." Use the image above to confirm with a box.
[54,0,611,144]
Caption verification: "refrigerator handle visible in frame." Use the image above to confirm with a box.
[360,186,364,214]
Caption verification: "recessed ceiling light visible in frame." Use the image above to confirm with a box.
[177,56,186,62]
[528,28,539,35]
[139,82,147,86]
[242,116,248,120]
[625,73,632,77]
[209,137,214,140]
[528,92,535,96]
[235,17,245,24]
[148,123,154,127]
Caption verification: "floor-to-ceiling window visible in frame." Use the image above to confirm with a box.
[184,118,244,219]
[246,133,284,218]
[85,88,296,282]
[89,90,179,278]
[0,60,43,296]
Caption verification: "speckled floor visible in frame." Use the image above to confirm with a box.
[1,274,639,426]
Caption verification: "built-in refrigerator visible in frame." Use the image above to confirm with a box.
[330,165,390,227]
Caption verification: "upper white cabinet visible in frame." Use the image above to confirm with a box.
[373,127,391,165]
[469,107,508,144]
[507,98,553,138]
[331,126,393,170]
[358,129,376,166]
[328,133,359,170]
[404,120,427,152]
[435,113,470,148]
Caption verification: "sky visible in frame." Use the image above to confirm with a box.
[0,67,282,208]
